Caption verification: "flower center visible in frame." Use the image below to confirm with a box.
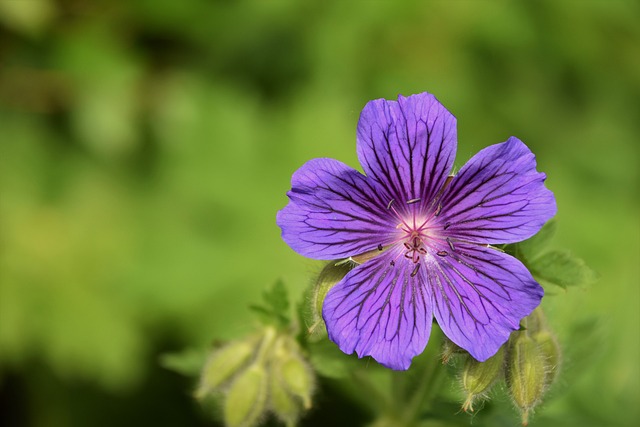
[377,198,453,276]
[403,231,427,264]
[386,198,435,267]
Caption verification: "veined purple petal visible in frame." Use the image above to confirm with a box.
[437,137,556,244]
[277,158,397,260]
[356,93,457,214]
[426,242,543,361]
[322,249,433,370]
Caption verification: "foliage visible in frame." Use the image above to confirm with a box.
[0,0,638,426]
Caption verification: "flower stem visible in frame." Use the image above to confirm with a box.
[403,358,436,423]
[401,336,447,425]
[349,369,392,415]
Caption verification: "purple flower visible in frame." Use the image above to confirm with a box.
[276,93,556,370]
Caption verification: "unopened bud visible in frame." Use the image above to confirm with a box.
[269,373,301,425]
[441,337,466,364]
[507,332,547,426]
[277,354,315,410]
[523,307,547,335]
[461,346,505,412]
[308,261,352,334]
[196,338,256,399]
[533,330,561,387]
[224,364,267,427]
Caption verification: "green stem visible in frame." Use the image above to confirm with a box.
[401,341,448,425]
[402,358,436,424]
[349,369,392,415]
[421,359,447,410]
[391,369,406,408]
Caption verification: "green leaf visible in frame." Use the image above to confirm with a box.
[529,249,598,289]
[249,280,290,328]
[159,347,208,377]
[264,280,290,317]
[517,219,558,262]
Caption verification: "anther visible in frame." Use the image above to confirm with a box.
[444,175,454,188]
[387,199,395,210]
[407,198,421,205]
[444,222,451,230]
[411,263,420,277]
[447,237,455,251]
[434,203,442,217]
[437,251,448,257]
[377,244,383,251]
[390,260,395,266]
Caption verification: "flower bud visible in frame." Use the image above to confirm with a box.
[461,346,505,412]
[506,332,547,426]
[308,261,352,334]
[224,364,267,427]
[269,372,301,425]
[195,338,257,399]
[533,330,561,387]
[523,307,547,335]
[441,336,466,365]
[276,354,315,410]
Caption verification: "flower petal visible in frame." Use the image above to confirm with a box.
[437,137,557,244]
[277,158,396,260]
[322,249,433,370]
[356,93,457,214]
[426,242,543,361]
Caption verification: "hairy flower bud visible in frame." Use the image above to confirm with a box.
[524,307,547,335]
[461,346,505,412]
[195,338,257,399]
[275,353,315,410]
[506,332,547,426]
[441,336,466,364]
[520,307,562,388]
[224,364,268,427]
[308,261,352,335]
[269,372,301,425]
[533,330,561,387]
[197,325,317,426]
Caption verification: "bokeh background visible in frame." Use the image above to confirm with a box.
[1,0,638,426]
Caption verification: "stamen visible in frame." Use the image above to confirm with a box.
[444,222,451,230]
[390,260,395,266]
[437,251,448,257]
[444,175,454,188]
[425,176,453,220]
[411,263,420,277]
[377,244,383,251]
[407,198,421,205]
[387,199,395,210]
[447,237,455,251]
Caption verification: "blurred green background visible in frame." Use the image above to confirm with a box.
[0,0,638,426]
